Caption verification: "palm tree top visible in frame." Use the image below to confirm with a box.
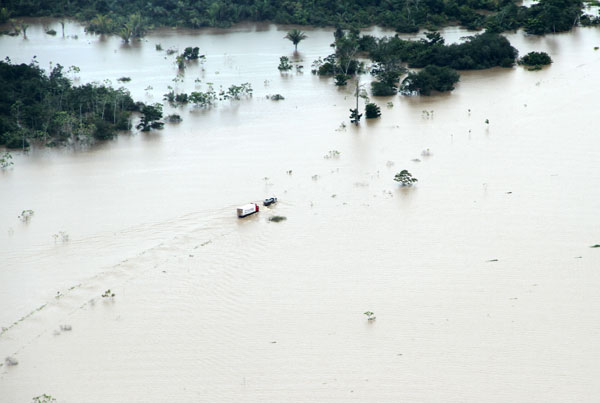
[285,29,308,50]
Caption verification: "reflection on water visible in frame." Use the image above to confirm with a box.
[1,21,600,403]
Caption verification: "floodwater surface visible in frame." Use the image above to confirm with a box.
[1,20,600,403]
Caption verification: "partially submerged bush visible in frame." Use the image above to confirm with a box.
[364,311,376,321]
[278,56,293,71]
[269,216,287,222]
[102,289,115,298]
[324,150,341,159]
[32,394,56,403]
[371,80,397,96]
[18,209,34,222]
[519,51,552,67]
[365,103,381,119]
[166,114,182,123]
[52,231,70,242]
[334,73,349,86]
[401,65,460,96]
[394,170,418,186]
[0,152,13,169]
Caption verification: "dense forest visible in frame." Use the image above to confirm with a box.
[0,0,597,35]
[0,60,140,149]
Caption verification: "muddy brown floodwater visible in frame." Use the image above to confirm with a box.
[1,20,600,403]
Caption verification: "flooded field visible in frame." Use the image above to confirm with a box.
[1,20,600,402]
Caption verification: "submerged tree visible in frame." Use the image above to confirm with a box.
[136,103,164,131]
[19,21,29,39]
[394,170,418,186]
[365,103,381,119]
[349,77,364,125]
[284,29,307,51]
[401,65,460,96]
[278,56,293,71]
[518,51,552,66]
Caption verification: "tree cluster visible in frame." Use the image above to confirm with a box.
[364,31,516,96]
[0,59,139,149]
[164,83,253,108]
[401,65,460,95]
[312,28,365,87]
[518,51,553,66]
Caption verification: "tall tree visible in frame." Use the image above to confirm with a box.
[284,29,307,51]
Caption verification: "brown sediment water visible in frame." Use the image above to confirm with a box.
[1,20,600,402]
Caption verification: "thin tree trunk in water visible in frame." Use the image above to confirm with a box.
[355,78,359,126]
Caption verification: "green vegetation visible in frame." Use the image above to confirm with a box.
[524,0,584,34]
[365,31,516,96]
[284,29,307,51]
[365,103,381,119]
[364,311,376,321]
[0,151,13,168]
[394,170,418,186]
[101,289,115,298]
[32,394,56,403]
[18,209,34,222]
[136,103,164,131]
[166,114,182,123]
[182,47,201,60]
[324,150,341,159]
[519,51,553,66]
[349,108,362,125]
[367,31,518,71]
[312,28,364,85]
[52,231,69,242]
[278,56,293,71]
[168,83,252,108]
[0,59,139,148]
[189,90,217,107]
[0,0,586,35]
[87,12,148,42]
[269,215,287,222]
[401,65,460,95]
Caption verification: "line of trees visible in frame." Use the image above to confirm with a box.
[1,0,594,36]
[0,59,141,148]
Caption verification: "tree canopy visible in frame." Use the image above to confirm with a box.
[0,0,586,35]
[284,29,307,51]
[0,59,138,148]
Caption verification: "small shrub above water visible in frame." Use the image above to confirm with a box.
[519,51,552,67]
[269,216,287,222]
[394,170,418,186]
[365,103,381,119]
